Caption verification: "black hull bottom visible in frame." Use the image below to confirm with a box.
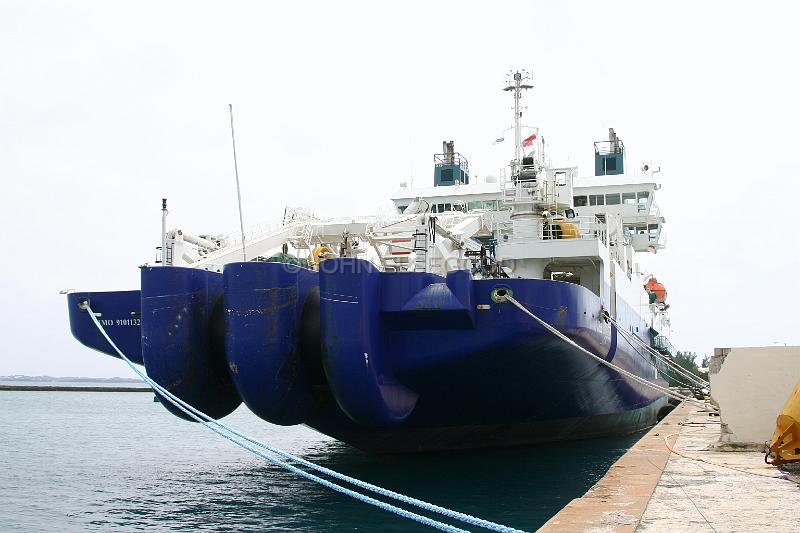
[309,397,671,454]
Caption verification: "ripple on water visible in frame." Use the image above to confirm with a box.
[0,390,643,532]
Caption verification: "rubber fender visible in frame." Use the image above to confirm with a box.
[320,258,418,427]
[140,266,241,421]
[223,262,319,425]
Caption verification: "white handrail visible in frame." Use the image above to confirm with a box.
[497,216,607,244]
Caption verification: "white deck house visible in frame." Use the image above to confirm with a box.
[572,174,666,253]
[391,182,505,214]
[391,173,666,256]
[388,130,672,342]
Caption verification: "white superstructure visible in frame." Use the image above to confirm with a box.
[386,72,673,341]
[154,71,674,345]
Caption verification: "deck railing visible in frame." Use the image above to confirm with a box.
[652,335,676,356]
[497,215,607,244]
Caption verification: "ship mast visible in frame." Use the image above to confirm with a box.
[503,70,533,167]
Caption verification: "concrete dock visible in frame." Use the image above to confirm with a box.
[539,402,800,532]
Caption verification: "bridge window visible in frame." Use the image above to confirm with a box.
[432,203,456,213]
[622,192,636,204]
[589,194,604,206]
[637,191,650,204]
[468,200,499,210]
[605,193,621,205]
[648,224,659,242]
[573,195,588,207]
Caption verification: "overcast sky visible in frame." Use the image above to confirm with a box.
[1,1,798,378]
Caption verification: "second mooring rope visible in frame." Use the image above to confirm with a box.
[605,313,709,388]
[503,295,710,409]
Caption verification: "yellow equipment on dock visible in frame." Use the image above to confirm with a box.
[767,378,800,465]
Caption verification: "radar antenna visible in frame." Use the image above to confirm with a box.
[503,70,534,166]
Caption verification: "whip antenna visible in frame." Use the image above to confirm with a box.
[229,104,247,261]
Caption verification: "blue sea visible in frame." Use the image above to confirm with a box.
[0,388,642,532]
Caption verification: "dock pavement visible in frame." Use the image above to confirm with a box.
[539,402,800,532]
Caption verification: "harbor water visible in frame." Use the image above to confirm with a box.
[0,388,644,532]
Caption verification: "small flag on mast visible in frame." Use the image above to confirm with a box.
[493,136,505,144]
[522,133,536,147]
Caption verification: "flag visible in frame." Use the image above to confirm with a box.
[522,133,536,147]
[493,136,505,144]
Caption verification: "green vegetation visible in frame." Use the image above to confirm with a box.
[666,351,709,387]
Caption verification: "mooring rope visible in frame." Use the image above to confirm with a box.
[616,324,704,392]
[503,295,711,409]
[604,314,709,388]
[84,305,526,533]
[663,432,799,484]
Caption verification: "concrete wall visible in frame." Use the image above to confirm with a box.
[710,346,800,447]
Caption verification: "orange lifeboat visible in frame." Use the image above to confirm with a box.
[645,277,667,304]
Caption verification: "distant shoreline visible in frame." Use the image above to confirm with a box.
[0,385,152,392]
[0,375,144,384]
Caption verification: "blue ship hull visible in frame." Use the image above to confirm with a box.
[67,259,668,453]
